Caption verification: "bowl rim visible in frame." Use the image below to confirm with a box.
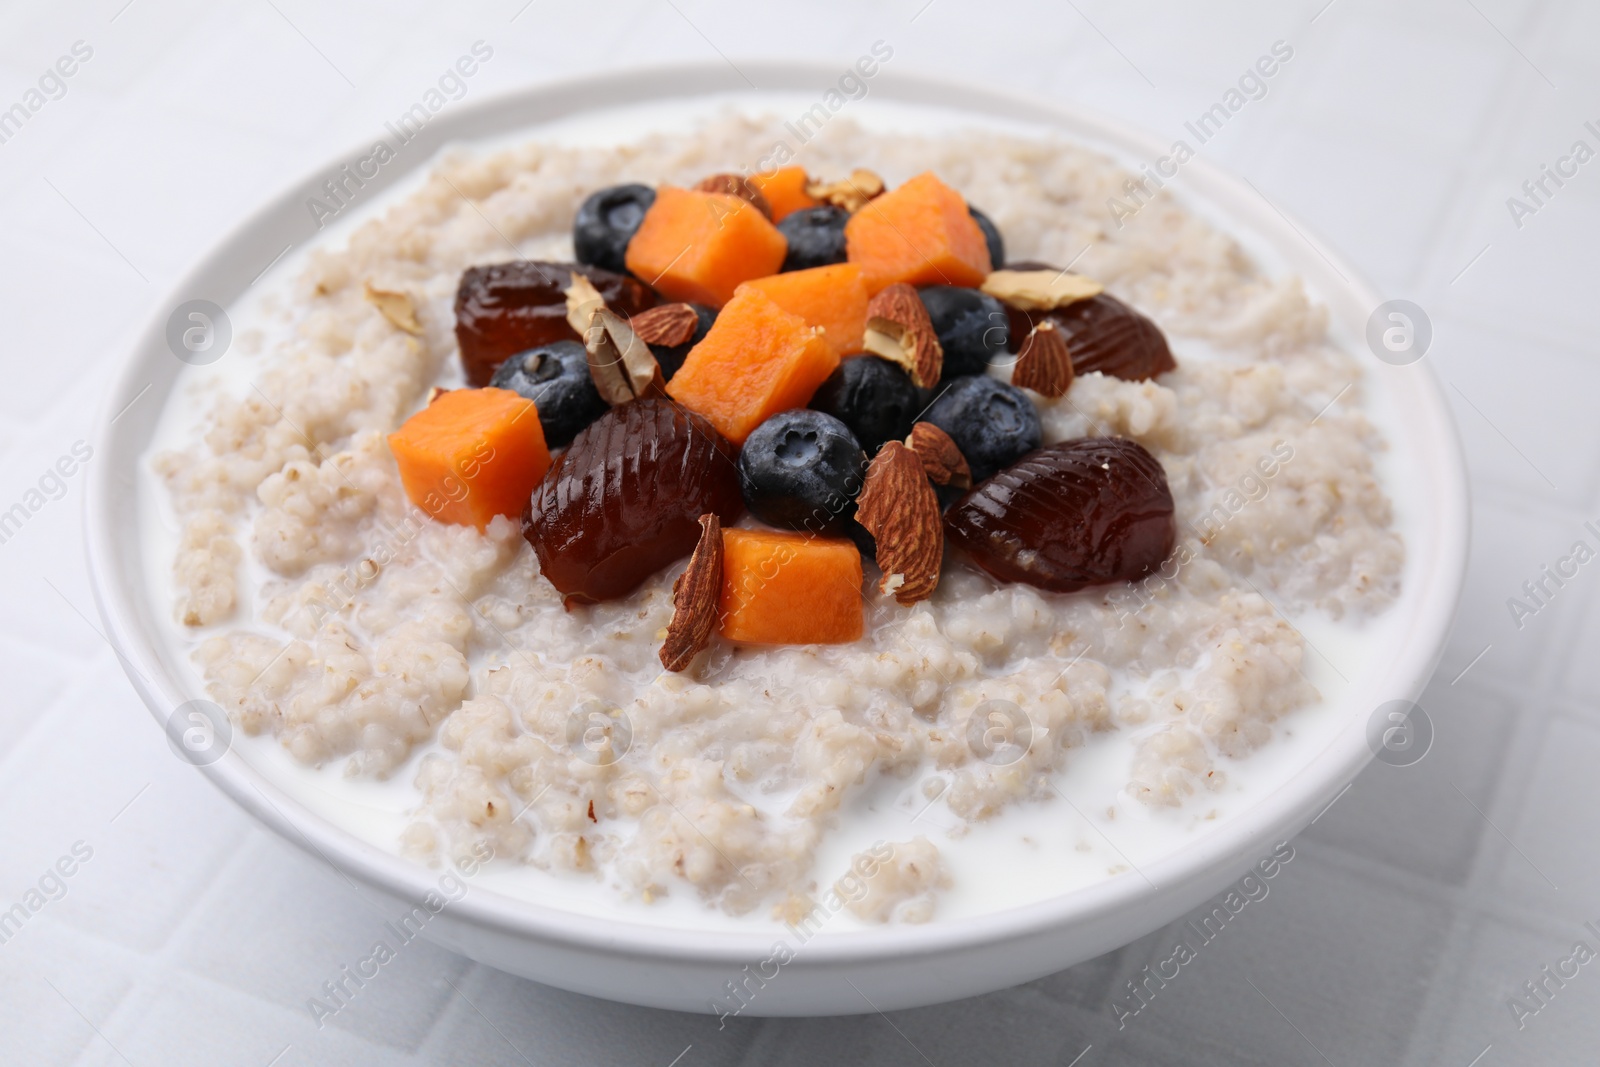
[85,59,1470,967]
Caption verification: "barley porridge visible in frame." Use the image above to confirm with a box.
[144,109,1406,928]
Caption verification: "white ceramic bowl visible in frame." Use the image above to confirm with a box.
[85,62,1469,1016]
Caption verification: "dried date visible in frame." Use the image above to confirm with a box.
[945,437,1175,593]
[523,399,743,607]
[455,260,657,386]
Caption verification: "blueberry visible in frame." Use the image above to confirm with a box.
[738,410,868,537]
[574,184,656,275]
[968,204,1005,269]
[923,376,1041,483]
[649,304,716,382]
[488,340,607,448]
[809,356,920,457]
[919,286,1010,381]
[777,206,849,272]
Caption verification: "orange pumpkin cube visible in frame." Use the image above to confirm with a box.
[719,528,863,645]
[749,165,819,221]
[845,171,992,292]
[624,186,788,306]
[664,287,839,445]
[740,263,869,357]
[387,387,550,530]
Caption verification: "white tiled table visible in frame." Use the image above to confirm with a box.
[3,1,1596,1063]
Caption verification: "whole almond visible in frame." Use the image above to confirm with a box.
[660,513,723,671]
[694,173,772,219]
[630,303,701,348]
[907,422,971,489]
[856,441,943,605]
[1012,320,1075,397]
[863,284,943,389]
